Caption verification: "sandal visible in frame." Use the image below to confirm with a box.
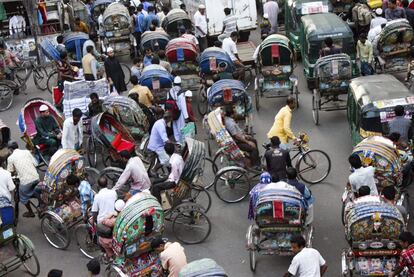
[22,211,35,218]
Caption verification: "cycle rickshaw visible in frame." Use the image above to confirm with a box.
[254,34,299,111]
[162,8,192,39]
[18,98,64,170]
[197,47,235,116]
[166,37,200,91]
[100,138,212,245]
[91,0,114,23]
[207,108,331,203]
[140,30,170,53]
[64,32,89,63]
[312,53,353,125]
[246,181,313,272]
[0,199,40,276]
[139,64,174,104]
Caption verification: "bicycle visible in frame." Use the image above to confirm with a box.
[15,59,49,91]
[210,132,331,203]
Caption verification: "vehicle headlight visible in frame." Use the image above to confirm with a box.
[358,243,367,250]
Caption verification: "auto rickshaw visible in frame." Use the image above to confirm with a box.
[300,13,358,89]
[347,74,414,145]
[284,0,331,56]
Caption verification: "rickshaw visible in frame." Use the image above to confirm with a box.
[102,95,150,141]
[300,13,358,89]
[88,112,136,167]
[140,30,170,53]
[162,9,192,39]
[341,200,405,276]
[0,200,40,276]
[347,74,414,145]
[198,47,235,116]
[312,53,353,125]
[18,98,64,170]
[246,181,313,272]
[139,64,174,104]
[179,258,228,277]
[64,32,89,63]
[166,37,200,91]
[254,34,299,111]
[0,120,10,165]
[107,193,165,277]
[207,108,331,203]
[284,0,331,56]
[91,0,114,23]
[375,19,414,74]
[100,138,212,245]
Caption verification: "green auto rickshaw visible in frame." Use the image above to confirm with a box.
[347,74,414,145]
[301,13,358,89]
[284,0,332,56]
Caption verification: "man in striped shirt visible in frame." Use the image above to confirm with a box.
[219,8,238,42]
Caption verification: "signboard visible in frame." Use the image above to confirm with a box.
[301,1,329,15]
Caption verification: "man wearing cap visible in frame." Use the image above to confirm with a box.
[184,90,196,123]
[104,47,127,94]
[34,105,62,157]
[219,7,238,42]
[61,108,83,151]
[194,4,208,52]
[264,0,279,34]
[168,76,189,144]
[370,8,388,29]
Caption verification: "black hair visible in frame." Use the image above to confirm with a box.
[120,150,131,160]
[382,185,396,201]
[149,25,156,31]
[212,74,220,82]
[158,50,166,59]
[290,234,306,248]
[224,7,231,15]
[162,6,170,13]
[48,269,63,277]
[72,108,82,118]
[60,51,68,59]
[395,105,405,116]
[151,55,160,64]
[214,40,223,48]
[130,75,139,85]
[389,0,397,4]
[358,186,371,197]
[87,258,101,274]
[286,96,295,105]
[98,176,108,188]
[230,31,239,38]
[148,5,155,12]
[359,33,367,40]
[137,5,143,11]
[89,92,98,99]
[86,45,94,53]
[151,237,165,249]
[57,35,64,44]
[324,37,333,47]
[66,174,80,186]
[7,140,18,150]
[388,132,401,143]
[224,106,233,117]
[286,167,298,180]
[400,231,414,244]
[133,57,141,64]
[348,154,362,169]
[164,142,175,155]
[75,17,81,21]
[270,136,281,147]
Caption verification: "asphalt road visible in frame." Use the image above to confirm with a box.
[2,39,409,277]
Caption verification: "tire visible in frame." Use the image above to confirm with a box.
[190,185,212,213]
[212,150,233,174]
[172,203,211,244]
[197,85,208,116]
[99,167,123,189]
[84,167,100,192]
[14,237,40,276]
[198,157,217,190]
[294,83,299,108]
[87,137,98,168]
[297,150,331,184]
[249,249,256,272]
[75,224,101,259]
[0,83,13,111]
[214,167,251,203]
[47,70,59,94]
[312,89,319,125]
[41,213,70,249]
[255,85,260,112]
[244,67,253,89]
[33,66,49,90]
[120,63,131,85]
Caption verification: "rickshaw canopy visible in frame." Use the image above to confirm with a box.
[207,79,247,106]
[139,64,174,90]
[315,53,352,92]
[377,19,414,52]
[92,0,114,21]
[103,2,130,29]
[199,47,235,75]
[162,9,192,37]
[256,34,294,66]
[141,30,170,52]
[166,38,198,63]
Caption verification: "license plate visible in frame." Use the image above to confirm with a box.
[3,228,13,240]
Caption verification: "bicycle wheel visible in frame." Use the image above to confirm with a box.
[195,157,216,190]
[214,167,251,203]
[172,203,211,244]
[14,236,40,276]
[75,224,101,259]
[212,150,233,174]
[87,137,98,168]
[47,70,58,94]
[297,149,331,184]
[0,83,13,111]
[41,213,70,249]
[197,85,208,116]
[190,184,212,213]
[121,63,131,85]
[33,66,49,90]
[99,167,124,190]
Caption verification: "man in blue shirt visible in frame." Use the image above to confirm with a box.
[141,0,152,11]
[286,167,314,225]
[134,6,146,55]
[148,111,174,165]
[145,5,159,31]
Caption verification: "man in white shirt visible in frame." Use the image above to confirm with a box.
[371,8,388,29]
[151,142,184,203]
[0,165,15,203]
[92,177,118,224]
[61,108,83,151]
[194,4,208,52]
[284,235,328,277]
[168,76,189,144]
[113,150,151,196]
[348,154,379,196]
[7,140,39,217]
[264,0,279,34]
[218,7,238,42]
[222,32,245,78]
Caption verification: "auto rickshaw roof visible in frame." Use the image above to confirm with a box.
[350,74,412,108]
[301,13,353,40]
[288,0,331,11]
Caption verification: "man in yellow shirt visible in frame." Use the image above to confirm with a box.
[74,17,89,34]
[128,75,154,108]
[267,97,296,149]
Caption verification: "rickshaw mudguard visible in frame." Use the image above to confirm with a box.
[40,210,65,224]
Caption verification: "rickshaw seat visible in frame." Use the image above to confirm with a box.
[36,144,47,151]
[112,133,134,153]
[0,206,14,227]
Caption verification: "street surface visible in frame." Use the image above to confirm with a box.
[3,34,413,277]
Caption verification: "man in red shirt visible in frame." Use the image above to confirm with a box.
[389,231,414,276]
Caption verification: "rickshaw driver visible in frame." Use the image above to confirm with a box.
[348,154,379,196]
[222,31,246,79]
[0,41,20,81]
[34,105,62,157]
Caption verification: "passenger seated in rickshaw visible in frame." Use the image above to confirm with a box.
[348,154,378,196]
[319,37,342,57]
[385,132,413,187]
[144,47,154,67]
[113,150,151,196]
[0,162,15,205]
[67,174,94,220]
[381,185,407,220]
[265,136,292,182]
[222,106,260,168]
[88,93,103,117]
[344,186,380,215]
[128,75,154,108]
[34,104,62,157]
[151,142,184,204]
[386,105,412,145]
[148,111,175,166]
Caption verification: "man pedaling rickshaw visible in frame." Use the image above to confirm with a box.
[0,40,20,81]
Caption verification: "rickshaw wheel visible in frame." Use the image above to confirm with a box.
[75,224,101,259]
[255,86,260,112]
[190,184,212,213]
[120,63,131,85]
[0,83,13,112]
[197,85,208,116]
[200,157,217,190]
[84,167,100,192]
[296,150,331,184]
[249,249,257,272]
[293,83,299,108]
[99,167,123,189]
[212,149,233,174]
[14,236,40,276]
[312,89,320,125]
[33,66,49,91]
[47,70,58,94]
[214,167,250,203]
[41,213,71,249]
[172,203,211,244]
[86,137,98,168]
